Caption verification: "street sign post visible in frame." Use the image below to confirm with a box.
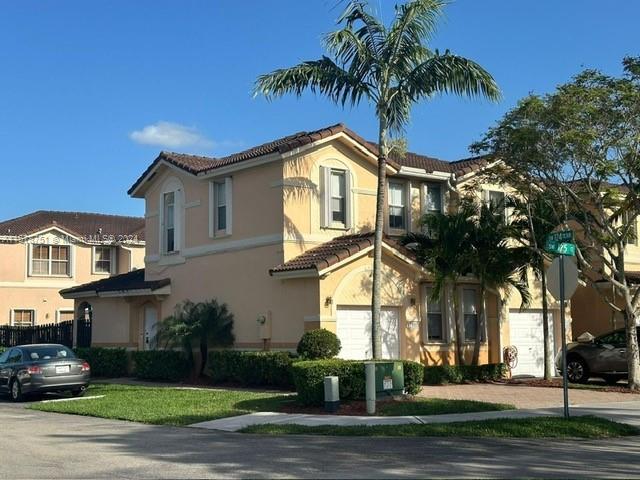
[545,229,578,420]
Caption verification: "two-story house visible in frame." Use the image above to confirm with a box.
[61,123,564,374]
[0,211,145,328]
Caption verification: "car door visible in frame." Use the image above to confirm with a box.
[592,330,627,373]
[0,349,11,391]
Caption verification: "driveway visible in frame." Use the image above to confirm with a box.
[1,398,640,479]
[419,383,638,409]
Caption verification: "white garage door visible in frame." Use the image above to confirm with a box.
[336,307,400,360]
[509,310,545,377]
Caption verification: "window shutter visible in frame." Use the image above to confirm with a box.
[319,166,330,228]
[225,177,233,235]
[344,169,352,230]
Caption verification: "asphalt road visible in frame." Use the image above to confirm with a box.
[1,398,640,479]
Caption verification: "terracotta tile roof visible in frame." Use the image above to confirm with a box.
[60,269,169,297]
[270,232,415,274]
[128,123,494,195]
[0,210,145,242]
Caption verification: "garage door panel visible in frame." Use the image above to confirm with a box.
[337,307,399,360]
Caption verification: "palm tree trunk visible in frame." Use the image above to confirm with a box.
[472,287,485,365]
[371,117,388,360]
[540,266,553,380]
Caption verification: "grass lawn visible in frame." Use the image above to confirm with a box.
[29,383,291,426]
[240,416,640,438]
[378,398,513,416]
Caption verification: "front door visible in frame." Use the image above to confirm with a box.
[143,306,158,351]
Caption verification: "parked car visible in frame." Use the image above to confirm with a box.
[0,344,90,401]
[557,327,639,384]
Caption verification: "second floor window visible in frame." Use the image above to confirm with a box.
[486,190,506,221]
[425,183,442,215]
[210,177,232,236]
[330,170,346,224]
[163,191,176,253]
[94,246,115,274]
[215,181,227,231]
[31,244,70,276]
[388,181,407,230]
[320,166,351,229]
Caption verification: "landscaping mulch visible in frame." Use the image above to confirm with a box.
[504,377,639,394]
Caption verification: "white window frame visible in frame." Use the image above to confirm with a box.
[92,246,117,275]
[158,177,184,255]
[11,308,36,327]
[209,177,233,237]
[422,182,445,215]
[423,285,447,343]
[459,286,484,343]
[56,309,75,323]
[387,180,410,233]
[320,166,352,230]
[483,189,508,222]
[28,244,72,277]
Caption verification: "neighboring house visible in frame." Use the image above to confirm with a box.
[61,123,564,374]
[0,211,145,328]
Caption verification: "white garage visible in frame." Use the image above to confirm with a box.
[508,310,549,377]
[336,307,400,360]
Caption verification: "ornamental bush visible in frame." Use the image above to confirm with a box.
[73,347,128,378]
[401,360,424,395]
[423,363,507,385]
[296,329,341,360]
[208,350,295,388]
[291,359,366,406]
[132,350,190,382]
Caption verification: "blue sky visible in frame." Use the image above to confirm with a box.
[0,0,637,219]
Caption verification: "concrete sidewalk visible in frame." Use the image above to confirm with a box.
[190,400,640,432]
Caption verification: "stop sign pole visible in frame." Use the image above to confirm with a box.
[545,230,578,420]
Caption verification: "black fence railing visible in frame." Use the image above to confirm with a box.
[0,320,74,348]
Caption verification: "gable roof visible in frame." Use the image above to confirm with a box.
[0,210,145,243]
[59,268,169,298]
[128,123,493,196]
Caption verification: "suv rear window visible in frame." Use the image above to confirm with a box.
[24,346,76,361]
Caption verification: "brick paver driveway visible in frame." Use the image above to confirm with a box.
[418,383,638,408]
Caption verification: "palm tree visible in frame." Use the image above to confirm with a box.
[254,0,500,359]
[403,201,476,364]
[469,201,531,365]
[508,194,561,379]
[157,299,235,376]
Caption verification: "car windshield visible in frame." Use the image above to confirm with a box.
[24,346,76,361]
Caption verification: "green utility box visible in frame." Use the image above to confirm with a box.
[375,361,404,397]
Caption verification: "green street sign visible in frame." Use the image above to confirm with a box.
[545,230,576,256]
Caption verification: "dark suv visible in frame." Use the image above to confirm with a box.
[557,327,638,384]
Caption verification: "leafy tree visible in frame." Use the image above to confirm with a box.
[157,299,235,376]
[254,0,500,359]
[473,57,640,389]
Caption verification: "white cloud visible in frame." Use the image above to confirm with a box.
[130,121,214,149]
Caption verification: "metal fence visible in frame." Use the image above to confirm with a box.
[0,320,74,348]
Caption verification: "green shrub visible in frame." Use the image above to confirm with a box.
[133,350,190,382]
[0,347,6,354]
[402,360,424,395]
[424,363,507,385]
[296,329,341,359]
[208,350,295,388]
[74,347,128,378]
[291,359,366,406]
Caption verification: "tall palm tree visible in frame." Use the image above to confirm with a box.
[508,194,561,379]
[254,0,500,359]
[403,201,476,364]
[469,201,531,365]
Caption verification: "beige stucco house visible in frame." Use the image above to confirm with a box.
[61,123,565,374]
[0,211,145,329]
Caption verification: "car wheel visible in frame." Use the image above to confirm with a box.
[9,379,23,402]
[566,357,589,384]
[71,388,86,397]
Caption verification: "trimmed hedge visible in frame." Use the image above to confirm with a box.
[133,350,190,382]
[424,363,507,385]
[291,359,425,406]
[73,347,128,378]
[208,350,295,388]
[297,329,341,359]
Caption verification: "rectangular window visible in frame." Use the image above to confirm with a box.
[13,309,34,327]
[94,246,114,274]
[58,310,75,323]
[330,170,346,224]
[163,192,175,252]
[463,288,478,341]
[425,287,444,342]
[425,183,442,215]
[487,190,506,221]
[31,245,70,276]
[215,181,227,232]
[388,181,406,230]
